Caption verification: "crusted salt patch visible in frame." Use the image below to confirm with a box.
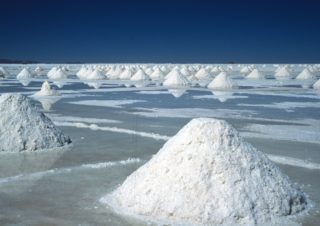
[103,118,307,226]
[0,94,71,152]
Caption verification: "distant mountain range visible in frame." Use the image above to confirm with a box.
[0,59,39,64]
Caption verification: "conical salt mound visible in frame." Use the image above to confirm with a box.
[48,68,67,80]
[0,94,71,152]
[150,67,165,81]
[240,65,252,74]
[17,68,33,80]
[0,67,10,78]
[195,68,211,80]
[246,68,265,79]
[313,79,320,90]
[296,68,316,80]
[207,72,237,90]
[88,69,105,80]
[103,118,307,226]
[76,67,88,79]
[34,81,61,97]
[163,69,190,88]
[119,68,133,80]
[130,69,149,82]
[274,66,293,79]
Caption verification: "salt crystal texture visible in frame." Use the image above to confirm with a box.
[103,118,307,226]
[0,94,71,152]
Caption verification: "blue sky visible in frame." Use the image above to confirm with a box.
[0,0,319,63]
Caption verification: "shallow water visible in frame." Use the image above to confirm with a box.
[0,66,320,226]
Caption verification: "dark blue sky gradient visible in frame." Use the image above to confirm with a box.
[0,0,320,63]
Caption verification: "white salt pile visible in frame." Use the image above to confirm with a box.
[16,68,33,80]
[207,72,237,90]
[0,94,71,152]
[131,69,149,81]
[34,81,61,97]
[296,68,316,80]
[163,69,190,88]
[48,68,67,80]
[47,67,58,78]
[34,66,44,76]
[274,66,293,79]
[0,67,9,78]
[76,67,88,79]
[103,118,307,226]
[313,79,320,90]
[88,69,106,80]
[246,68,265,79]
[195,68,211,80]
[119,68,133,80]
[240,65,252,74]
[150,67,165,81]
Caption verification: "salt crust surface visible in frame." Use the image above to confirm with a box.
[0,94,71,152]
[104,118,307,226]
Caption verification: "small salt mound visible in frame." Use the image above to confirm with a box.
[163,69,190,88]
[34,66,44,76]
[108,67,122,79]
[34,81,61,97]
[88,69,106,80]
[103,118,307,226]
[195,68,211,80]
[150,67,165,81]
[275,66,293,79]
[76,67,88,79]
[313,79,320,89]
[180,67,191,77]
[207,72,237,90]
[240,65,252,74]
[47,67,58,78]
[296,68,316,80]
[246,68,265,79]
[48,68,67,80]
[17,68,33,80]
[0,67,10,78]
[131,69,149,82]
[119,68,133,80]
[0,94,71,152]
[130,69,150,87]
[211,66,221,73]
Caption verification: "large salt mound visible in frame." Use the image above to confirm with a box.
[207,72,237,90]
[0,94,71,152]
[104,118,307,226]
